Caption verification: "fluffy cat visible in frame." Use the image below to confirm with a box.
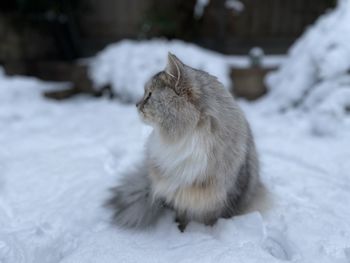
[106,53,260,231]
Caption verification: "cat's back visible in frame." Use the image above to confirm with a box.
[192,68,249,144]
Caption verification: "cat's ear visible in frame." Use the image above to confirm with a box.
[165,52,201,100]
[165,52,185,86]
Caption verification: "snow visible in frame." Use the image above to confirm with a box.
[88,39,285,103]
[1,1,350,261]
[225,0,244,12]
[194,0,210,18]
[194,0,244,18]
[261,0,350,120]
[1,64,350,262]
[89,39,229,103]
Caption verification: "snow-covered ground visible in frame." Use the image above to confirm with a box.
[1,2,350,261]
[1,66,350,262]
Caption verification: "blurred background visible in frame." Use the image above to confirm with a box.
[0,0,336,101]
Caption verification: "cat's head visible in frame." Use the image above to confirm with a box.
[136,53,216,139]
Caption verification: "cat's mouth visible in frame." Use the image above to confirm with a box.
[137,104,145,116]
[139,110,145,118]
[137,108,154,127]
[137,106,148,122]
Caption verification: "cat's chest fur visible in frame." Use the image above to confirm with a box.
[147,130,211,196]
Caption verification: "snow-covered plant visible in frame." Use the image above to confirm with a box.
[261,0,350,119]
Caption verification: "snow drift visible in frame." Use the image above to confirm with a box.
[262,0,350,122]
[89,39,229,103]
[88,39,284,104]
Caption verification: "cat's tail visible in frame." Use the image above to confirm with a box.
[105,164,165,228]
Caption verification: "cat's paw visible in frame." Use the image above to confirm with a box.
[175,216,188,232]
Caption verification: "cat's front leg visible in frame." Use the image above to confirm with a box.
[175,212,189,232]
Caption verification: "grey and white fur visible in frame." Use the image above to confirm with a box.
[106,53,260,231]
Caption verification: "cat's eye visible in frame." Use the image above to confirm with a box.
[144,92,152,103]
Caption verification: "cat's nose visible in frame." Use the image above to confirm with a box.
[136,100,143,108]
